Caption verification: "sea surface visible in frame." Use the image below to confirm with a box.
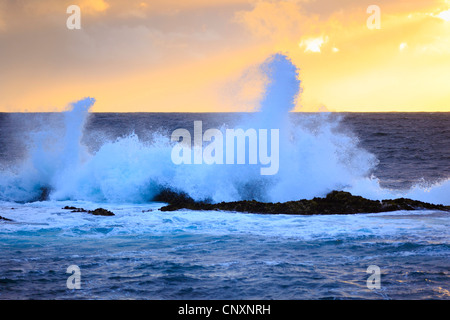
[0,111,449,300]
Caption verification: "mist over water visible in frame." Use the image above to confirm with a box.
[0,54,449,205]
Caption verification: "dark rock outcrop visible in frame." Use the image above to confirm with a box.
[157,190,450,215]
[89,208,115,216]
[38,187,51,201]
[0,215,13,222]
[63,206,86,212]
[154,189,197,207]
[62,206,115,216]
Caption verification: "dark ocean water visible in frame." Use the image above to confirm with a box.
[0,112,449,300]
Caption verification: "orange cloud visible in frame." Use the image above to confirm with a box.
[235,0,450,112]
[0,0,449,112]
[79,0,110,14]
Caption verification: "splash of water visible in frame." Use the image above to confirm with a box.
[0,98,95,202]
[0,55,449,205]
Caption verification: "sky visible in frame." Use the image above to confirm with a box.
[0,0,449,112]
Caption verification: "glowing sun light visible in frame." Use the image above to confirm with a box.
[300,37,328,53]
[437,9,450,21]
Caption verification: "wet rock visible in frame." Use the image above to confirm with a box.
[28,186,52,202]
[89,208,115,216]
[38,187,51,201]
[154,188,196,206]
[63,206,85,211]
[158,190,450,215]
[62,206,115,216]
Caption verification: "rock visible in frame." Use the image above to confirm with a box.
[38,187,51,201]
[89,208,115,216]
[157,190,450,215]
[63,206,82,211]
[154,188,197,206]
[62,206,115,216]
[62,206,88,213]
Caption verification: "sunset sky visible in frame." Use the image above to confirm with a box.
[0,0,449,112]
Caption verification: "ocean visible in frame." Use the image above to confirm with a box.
[0,111,449,300]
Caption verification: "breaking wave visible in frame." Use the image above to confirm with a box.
[0,54,448,205]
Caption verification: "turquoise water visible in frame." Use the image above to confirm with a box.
[1,201,449,299]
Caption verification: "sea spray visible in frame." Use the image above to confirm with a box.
[50,97,95,200]
[232,54,377,202]
[165,54,302,201]
[0,98,96,202]
[0,54,449,205]
[252,53,301,127]
[149,53,377,203]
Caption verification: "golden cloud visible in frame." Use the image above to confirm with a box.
[0,0,449,112]
[78,0,110,14]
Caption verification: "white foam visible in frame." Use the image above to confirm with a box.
[0,54,448,206]
[1,201,448,244]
